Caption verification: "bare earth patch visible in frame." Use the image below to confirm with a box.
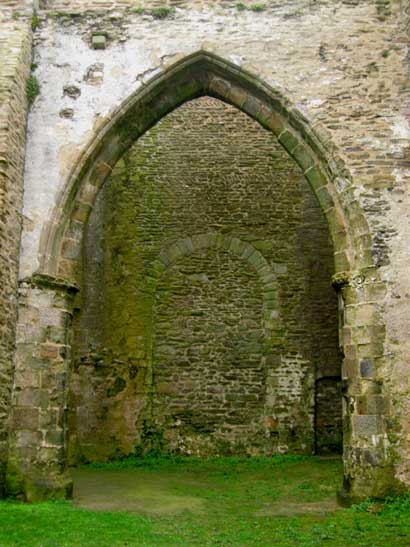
[72,461,340,517]
[255,499,340,517]
[72,469,205,515]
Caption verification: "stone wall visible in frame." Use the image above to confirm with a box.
[4,0,410,501]
[0,12,32,495]
[6,275,77,501]
[68,97,341,461]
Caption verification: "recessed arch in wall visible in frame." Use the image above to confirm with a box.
[10,50,393,503]
[36,50,375,283]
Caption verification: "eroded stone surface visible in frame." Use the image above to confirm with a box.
[0,0,409,502]
[0,9,32,497]
[68,98,340,461]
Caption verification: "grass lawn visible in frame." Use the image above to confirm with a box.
[1,455,409,546]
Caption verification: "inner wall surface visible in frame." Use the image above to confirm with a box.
[68,97,341,462]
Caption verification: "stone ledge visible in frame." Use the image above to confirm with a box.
[20,274,79,294]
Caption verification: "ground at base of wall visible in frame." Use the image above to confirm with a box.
[1,456,410,547]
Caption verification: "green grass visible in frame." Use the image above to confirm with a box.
[84,452,310,470]
[1,456,410,546]
[151,7,176,19]
[31,13,40,31]
[235,2,267,12]
[249,3,267,12]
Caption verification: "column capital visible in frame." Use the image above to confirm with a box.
[20,274,79,295]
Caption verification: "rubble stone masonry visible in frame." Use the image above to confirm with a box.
[0,5,32,495]
[69,97,341,462]
[0,0,409,502]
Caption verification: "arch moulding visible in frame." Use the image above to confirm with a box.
[38,50,372,283]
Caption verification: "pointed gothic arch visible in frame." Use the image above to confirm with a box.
[8,51,395,504]
[37,50,373,283]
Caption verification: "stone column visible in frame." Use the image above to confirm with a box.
[334,273,401,503]
[6,275,78,502]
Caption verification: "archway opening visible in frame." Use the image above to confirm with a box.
[67,96,342,463]
[11,51,386,504]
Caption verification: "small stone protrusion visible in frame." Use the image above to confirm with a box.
[59,108,74,119]
[91,34,107,50]
[84,63,104,86]
[63,85,81,100]
[360,359,374,378]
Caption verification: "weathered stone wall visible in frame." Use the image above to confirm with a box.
[4,0,410,501]
[0,9,32,495]
[6,276,76,501]
[68,97,340,461]
[19,0,407,276]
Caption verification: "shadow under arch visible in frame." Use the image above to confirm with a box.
[37,50,374,283]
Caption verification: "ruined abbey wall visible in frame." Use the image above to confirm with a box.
[68,97,340,462]
[0,0,409,502]
[0,7,32,495]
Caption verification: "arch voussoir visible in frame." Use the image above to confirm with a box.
[38,52,375,281]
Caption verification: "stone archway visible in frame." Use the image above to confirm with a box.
[8,51,393,502]
[36,50,370,280]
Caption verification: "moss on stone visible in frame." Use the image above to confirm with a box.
[150,7,176,19]
[107,377,127,397]
[26,75,40,109]
[249,3,267,12]
[71,97,340,461]
[31,14,40,31]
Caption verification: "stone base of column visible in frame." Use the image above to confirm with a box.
[6,465,73,502]
[338,464,408,506]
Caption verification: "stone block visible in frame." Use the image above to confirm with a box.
[360,358,374,378]
[57,258,78,280]
[315,186,334,211]
[45,326,66,345]
[44,430,64,447]
[352,415,382,436]
[273,263,287,275]
[12,407,39,430]
[227,85,247,108]
[355,395,367,415]
[363,379,383,395]
[39,409,58,429]
[166,243,183,263]
[37,446,65,465]
[209,77,231,98]
[242,95,262,119]
[15,388,42,408]
[263,111,286,136]
[177,238,194,255]
[355,303,376,326]
[291,144,315,171]
[367,395,389,415]
[61,239,81,261]
[365,283,387,302]
[15,430,42,448]
[13,369,40,389]
[91,34,107,50]
[304,165,327,191]
[40,344,60,360]
[278,130,299,153]
[334,251,350,271]
[71,201,92,223]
